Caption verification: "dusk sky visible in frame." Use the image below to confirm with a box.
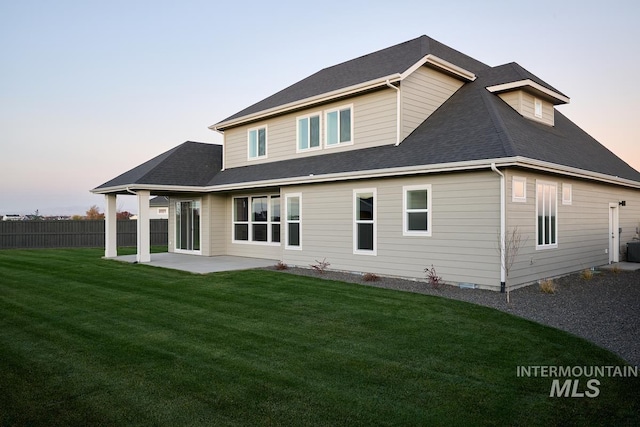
[2,0,639,216]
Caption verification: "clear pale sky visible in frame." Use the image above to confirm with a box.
[1,0,638,215]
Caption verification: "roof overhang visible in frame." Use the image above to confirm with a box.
[91,156,640,196]
[486,79,570,105]
[401,54,477,82]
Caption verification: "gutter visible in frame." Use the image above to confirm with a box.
[491,163,506,293]
[385,80,401,145]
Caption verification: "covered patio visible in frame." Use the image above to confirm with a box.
[111,252,278,274]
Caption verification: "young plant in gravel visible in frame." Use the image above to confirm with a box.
[496,227,528,304]
[539,278,556,294]
[581,268,593,280]
[425,265,443,289]
[310,258,330,274]
[275,261,288,270]
[363,273,380,282]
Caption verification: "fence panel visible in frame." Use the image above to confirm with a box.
[0,220,168,249]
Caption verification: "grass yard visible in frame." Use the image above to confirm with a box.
[0,249,638,426]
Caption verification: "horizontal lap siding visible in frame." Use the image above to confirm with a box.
[223,90,397,169]
[282,171,502,288]
[505,170,640,286]
[401,67,464,139]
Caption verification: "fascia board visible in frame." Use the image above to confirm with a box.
[210,74,402,131]
[399,54,477,82]
[486,79,570,105]
[92,157,640,196]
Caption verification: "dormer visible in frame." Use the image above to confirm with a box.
[486,79,570,126]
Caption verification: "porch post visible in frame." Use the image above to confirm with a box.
[104,194,118,258]
[137,190,151,263]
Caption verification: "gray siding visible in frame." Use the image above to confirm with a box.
[505,169,640,286]
[223,90,397,169]
[281,171,502,289]
[401,67,464,139]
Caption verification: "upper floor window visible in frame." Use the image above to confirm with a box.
[248,126,267,160]
[297,113,321,152]
[534,98,542,118]
[326,105,353,147]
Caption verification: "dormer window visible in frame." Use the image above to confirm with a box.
[325,105,353,147]
[534,98,542,118]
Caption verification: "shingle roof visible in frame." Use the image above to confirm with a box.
[93,36,640,193]
[216,35,491,125]
[208,65,640,185]
[93,141,222,190]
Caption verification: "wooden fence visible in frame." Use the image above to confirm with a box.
[0,220,168,249]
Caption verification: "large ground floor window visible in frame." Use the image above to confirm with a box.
[176,200,201,252]
[233,194,280,244]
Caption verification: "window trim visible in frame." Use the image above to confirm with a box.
[285,193,302,250]
[325,104,354,148]
[536,180,558,250]
[247,125,268,160]
[512,176,527,203]
[562,183,572,205]
[403,184,432,236]
[296,112,323,153]
[231,194,280,245]
[353,188,377,255]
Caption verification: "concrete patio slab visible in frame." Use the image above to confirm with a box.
[600,262,640,271]
[110,252,278,274]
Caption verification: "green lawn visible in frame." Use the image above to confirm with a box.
[0,249,638,426]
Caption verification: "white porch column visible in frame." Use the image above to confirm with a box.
[104,194,118,258]
[137,190,151,263]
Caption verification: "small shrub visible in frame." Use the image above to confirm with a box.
[539,278,556,294]
[275,261,288,270]
[425,265,443,289]
[610,265,621,275]
[363,273,380,282]
[310,258,330,274]
[581,268,593,280]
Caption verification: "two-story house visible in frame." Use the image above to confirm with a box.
[92,35,640,291]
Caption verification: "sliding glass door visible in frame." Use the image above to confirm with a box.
[175,200,201,252]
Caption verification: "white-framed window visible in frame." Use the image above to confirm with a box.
[512,176,527,202]
[536,180,558,249]
[297,113,322,152]
[248,126,267,160]
[534,98,542,118]
[157,208,168,215]
[325,105,353,147]
[403,185,432,236]
[285,193,301,249]
[232,194,280,244]
[353,188,376,255]
[562,183,572,205]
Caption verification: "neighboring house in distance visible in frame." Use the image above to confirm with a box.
[92,35,640,291]
[150,196,169,219]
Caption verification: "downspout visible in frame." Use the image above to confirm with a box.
[125,186,137,195]
[385,80,401,145]
[491,163,506,293]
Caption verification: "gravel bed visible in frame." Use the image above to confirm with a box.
[269,266,640,366]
